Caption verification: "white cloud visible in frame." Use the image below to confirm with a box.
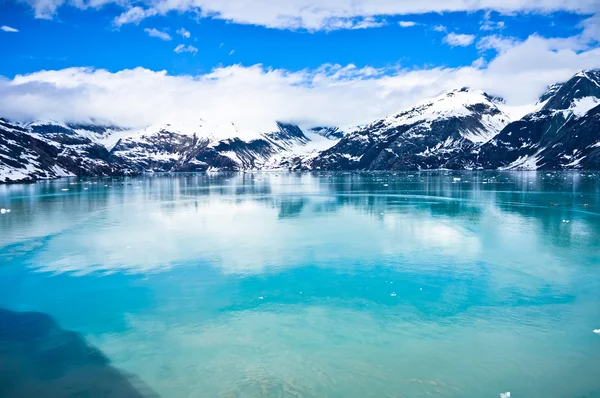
[581,14,600,42]
[113,6,157,27]
[176,27,191,38]
[480,10,506,31]
[1,25,19,32]
[229,50,235,55]
[444,33,476,47]
[0,33,599,131]
[174,44,198,54]
[398,21,417,28]
[433,25,447,32]
[477,35,518,53]
[144,27,172,41]
[16,0,600,31]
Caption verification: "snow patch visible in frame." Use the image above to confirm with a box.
[570,97,600,117]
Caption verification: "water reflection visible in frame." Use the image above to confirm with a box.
[1,172,598,275]
[1,172,599,397]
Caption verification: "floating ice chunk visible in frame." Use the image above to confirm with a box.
[593,329,600,334]
[420,288,423,291]
[390,293,397,297]
[0,208,6,214]
[61,188,69,191]
[500,393,511,398]
[562,220,570,223]
[258,296,264,300]
[453,177,461,182]
[383,184,389,187]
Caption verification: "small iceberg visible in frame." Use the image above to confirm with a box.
[593,329,600,334]
[0,208,8,214]
[500,393,511,398]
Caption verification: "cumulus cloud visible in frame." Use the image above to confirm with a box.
[176,27,190,38]
[1,25,19,32]
[444,33,476,47]
[144,27,171,41]
[398,21,417,28]
[16,0,600,31]
[0,33,599,130]
[174,44,198,54]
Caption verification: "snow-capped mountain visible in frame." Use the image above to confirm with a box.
[308,87,511,170]
[2,70,600,183]
[0,118,342,182]
[469,70,600,170]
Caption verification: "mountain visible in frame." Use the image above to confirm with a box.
[0,118,132,182]
[307,127,345,140]
[0,118,341,183]
[467,70,600,170]
[3,70,600,183]
[308,88,510,171]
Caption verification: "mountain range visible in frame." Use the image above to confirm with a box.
[2,69,600,183]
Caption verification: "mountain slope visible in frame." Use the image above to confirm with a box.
[469,70,600,170]
[309,88,510,171]
[3,70,600,182]
[0,119,342,182]
[0,118,133,183]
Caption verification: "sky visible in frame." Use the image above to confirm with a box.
[0,0,600,130]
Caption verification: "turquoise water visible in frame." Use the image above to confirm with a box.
[1,171,600,398]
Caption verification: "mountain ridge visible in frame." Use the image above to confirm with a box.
[2,69,600,183]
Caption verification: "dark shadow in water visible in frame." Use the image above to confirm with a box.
[0,308,159,398]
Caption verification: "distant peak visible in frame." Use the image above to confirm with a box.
[575,69,600,79]
[540,69,600,111]
[438,87,503,104]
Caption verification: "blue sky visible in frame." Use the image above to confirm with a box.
[0,0,599,129]
[0,3,589,77]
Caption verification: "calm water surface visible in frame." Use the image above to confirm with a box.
[1,171,600,398]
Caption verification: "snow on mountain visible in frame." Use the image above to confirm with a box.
[375,88,508,143]
[471,69,600,170]
[0,118,343,181]
[3,70,600,182]
[309,87,511,171]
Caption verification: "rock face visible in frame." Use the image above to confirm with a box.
[309,88,510,171]
[0,119,340,183]
[309,70,600,171]
[468,70,600,170]
[2,70,600,183]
